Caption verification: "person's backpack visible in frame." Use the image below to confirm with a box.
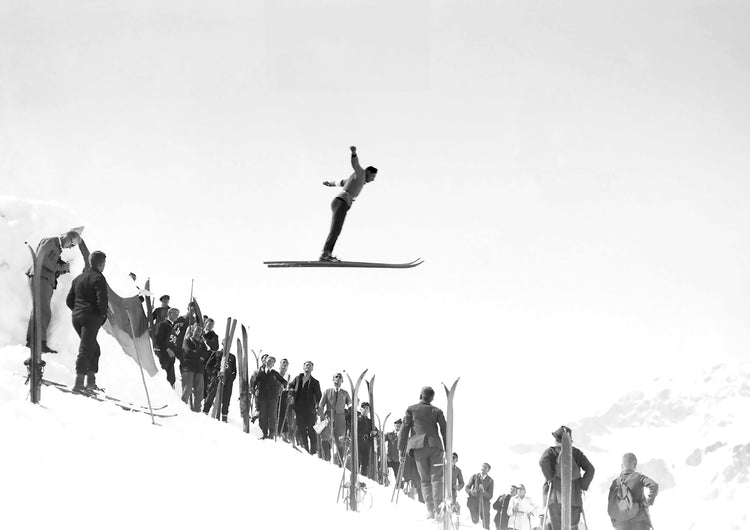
[608,476,640,522]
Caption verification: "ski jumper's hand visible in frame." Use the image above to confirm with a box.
[350,146,357,154]
[323,181,336,187]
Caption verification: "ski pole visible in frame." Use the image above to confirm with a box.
[541,481,553,530]
[581,504,589,530]
[391,457,406,503]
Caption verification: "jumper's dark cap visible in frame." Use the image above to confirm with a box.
[552,425,572,441]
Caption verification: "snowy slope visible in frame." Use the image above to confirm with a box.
[0,345,439,530]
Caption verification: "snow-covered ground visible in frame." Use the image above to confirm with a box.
[2,342,748,529]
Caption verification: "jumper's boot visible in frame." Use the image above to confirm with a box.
[86,371,101,392]
[318,251,340,263]
[72,374,87,394]
[41,342,58,354]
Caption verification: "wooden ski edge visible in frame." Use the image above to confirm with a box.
[264,259,423,269]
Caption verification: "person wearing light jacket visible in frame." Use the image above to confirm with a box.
[507,485,539,530]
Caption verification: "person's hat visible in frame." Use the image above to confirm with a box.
[159,294,170,302]
[552,425,572,441]
[360,401,370,408]
[394,418,403,424]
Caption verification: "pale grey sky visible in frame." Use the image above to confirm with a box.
[2,0,749,476]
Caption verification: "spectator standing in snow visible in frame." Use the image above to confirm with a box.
[507,484,538,530]
[607,453,658,530]
[202,317,220,351]
[357,402,377,477]
[277,358,292,441]
[181,323,209,412]
[451,452,465,503]
[152,294,170,326]
[251,355,287,439]
[289,361,322,454]
[539,426,595,530]
[318,372,351,465]
[28,230,82,354]
[398,386,447,519]
[202,340,237,421]
[65,250,108,393]
[385,419,403,481]
[154,307,179,387]
[493,485,518,530]
[467,463,494,529]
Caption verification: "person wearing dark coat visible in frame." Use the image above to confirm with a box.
[398,386,447,519]
[607,453,658,530]
[493,485,518,530]
[154,308,179,387]
[251,356,287,438]
[385,419,403,481]
[289,361,322,454]
[357,402,377,477]
[451,452,465,502]
[181,324,209,412]
[539,426,595,530]
[65,250,108,393]
[28,230,81,353]
[202,347,237,421]
[202,317,220,351]
[152,295,170,326]
[467,463,494,529]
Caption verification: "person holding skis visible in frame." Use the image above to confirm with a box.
[65,250,108,393]
[154,307,179,387]
[319,145,378,262]
[398,386,448,519]
[539,426,595,530]
[27,230,82,353]
[467,463,494,529]
[607,453,658,530]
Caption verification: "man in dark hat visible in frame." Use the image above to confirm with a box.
[385,419,403,482]
[27,230,82,353]
[319,145,378,262]
[398,386,448,519]
[539,426,595,530]
[65,250,108,393]
[152,294,171,326]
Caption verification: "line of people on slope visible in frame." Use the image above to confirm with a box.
[394,386,659,530]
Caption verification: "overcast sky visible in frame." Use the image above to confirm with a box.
[2,0,749,478]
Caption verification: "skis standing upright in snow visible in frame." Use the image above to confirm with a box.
[366,375,378,482]
[238,325,250,433]
[211,317,237,420]
[26,244,46,404]
[440,378,460,530]
[560,430,573,530]
[345,369,368,512]
[144,278,155,341]
[377,412,392,487]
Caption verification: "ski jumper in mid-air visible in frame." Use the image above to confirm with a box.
[319,146,378,262]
